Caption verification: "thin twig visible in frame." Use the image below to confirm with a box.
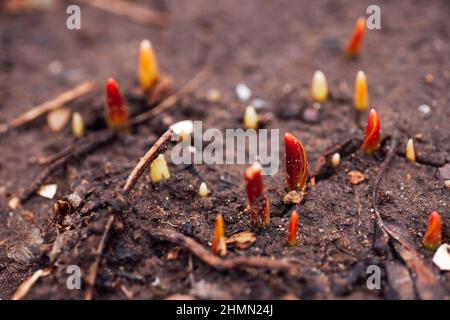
[12,268,51,300]
[19,130,115,202]
[123,128,174,194]
[150,228,299,273]
[129,67,210,127]
[372,135,398,241]
[77,0,171,27]
[84,214,115,300]
[0,81,95,134]
[371,135,444,299]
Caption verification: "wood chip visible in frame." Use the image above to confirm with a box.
[432,244,450,271]
[347,170,367,185]
[225,231,256,250]
[8,197,20,209]
[167,246,181,260]
[46,107,72,132]
[36,184,58,199]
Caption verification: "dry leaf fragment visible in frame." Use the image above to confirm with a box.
[167,246,181,260]
[225,231,256,250]
[37,184,58,199]
[46,107,71,132]
[432,244,450,271]
[347,170,367,185]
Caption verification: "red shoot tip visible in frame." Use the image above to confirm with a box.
[287,210,299,246]
[211,214,226,256]
[244,163,270,227]
[346,17,365,58]
[105,78,129,130]
[284,133,308,191]
[423,211,442,250]
[360,108,381,155]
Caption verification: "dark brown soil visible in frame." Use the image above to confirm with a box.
[0,0,449,300]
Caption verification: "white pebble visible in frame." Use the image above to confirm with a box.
[252,98,266,109]
[418,104,431,115]
[236,83,252,102]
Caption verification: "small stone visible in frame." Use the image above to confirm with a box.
[206,88,221,103]
[236,83,252,102]
[302,107,320,123]
[444,180,450,189]
[425,73,434,84]
[251,98,266,109]
[418,104,431,116]
[180,223,195,237]
[437,164,450,181]
[282,190,305,205]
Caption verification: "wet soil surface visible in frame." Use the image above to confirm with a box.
[0,0,449,299]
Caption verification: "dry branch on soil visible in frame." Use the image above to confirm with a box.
[123,128,174,194]
[371,136,445,300]
[150,227,299,273]
[84,215,115,300]
[0,81,95,134]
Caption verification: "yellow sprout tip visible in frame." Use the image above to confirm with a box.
[243,105,258,129]
[406,139,416,163]
[311,70,328,103]
[150,154,170,183]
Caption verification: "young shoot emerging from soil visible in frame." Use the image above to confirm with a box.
[354,70,368,112]
[283,133,308,204]
[244,163,270,228]
[105,78,130,133]
[360,108,381,155]
[138,39,159,91]
[287,210,299,247]
[311,70,328,103]
[211,214,226,256]
[423,211,442,250]
[346,16,365,58]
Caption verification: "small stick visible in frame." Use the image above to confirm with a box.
[19,130,115,202]
[150,227,298,273]
[0,81,95,134]
[12,268,51,300]
[129,67,210,127]
[372,136,397,237]
[123,128,174,194]
[85,214,114,300]
[372,136,445,299]
[77,0,171,27]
